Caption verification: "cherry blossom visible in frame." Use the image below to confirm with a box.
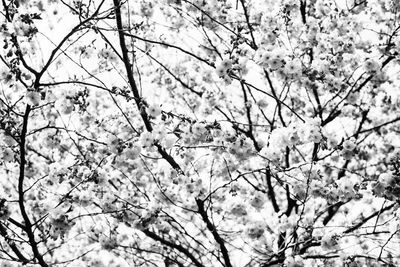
[0,0,399,266]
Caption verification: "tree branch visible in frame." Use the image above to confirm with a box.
[112,0,182,172]
[196,199,233,267]
[18,105,48,267]
[143,229,204,267]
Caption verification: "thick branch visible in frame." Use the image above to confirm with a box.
[299,0,307,24]
[18,105,48,267]
[266,169,280,213]
[343,203,396,234]
[113,0,182,171]
[196,199,233,267]
[143,229,204,267]
[0,223,29,264]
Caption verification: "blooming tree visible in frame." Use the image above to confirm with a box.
[1,0,400,266]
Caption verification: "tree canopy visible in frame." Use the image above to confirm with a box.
[0,0,400,266]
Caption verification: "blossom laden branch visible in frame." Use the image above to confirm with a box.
[196,198,233,267]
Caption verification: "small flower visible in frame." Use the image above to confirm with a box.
[1,148,14,162]
[139,131,155,147]
[378,173,394,185]
[288,130,300,145]
[99,236,117,250]
[321,233,339,250]
[347,92,359,104]
[230,202,247,216]
[216,59,233,76]
[259,51,271,64]
[0,68,14,84]
[220,59,233,70]
[161,134,177,149]
[191,122,207,136]
[342,139,356,151]
[153,125,166,140]
[55,99,74,115]
[147,104,161,117]
[78,193,91,207]
[222,75,232,84]
[98,48,117,62]
[107,136,120,154]
[327,135,339,148]
[259,146,281,162]
[26,91,41,106]
[125,143,141,159]
[102,192,116,203]
[268,55,284,70]
[249,192,265,210]
[257,99,268,108]
[246,221,265,239]
[101,193,116,212]
[79,46,94,59]
[215,65,226,77]
[284,255,304,267]
[364,59,380,73]
[372,181,385,196]
[284,59,302,75]
[49,214,74,239]
[341,149,354,160]
[309,132,322,143]
[279,214,297,232]
[265,32,277,43]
